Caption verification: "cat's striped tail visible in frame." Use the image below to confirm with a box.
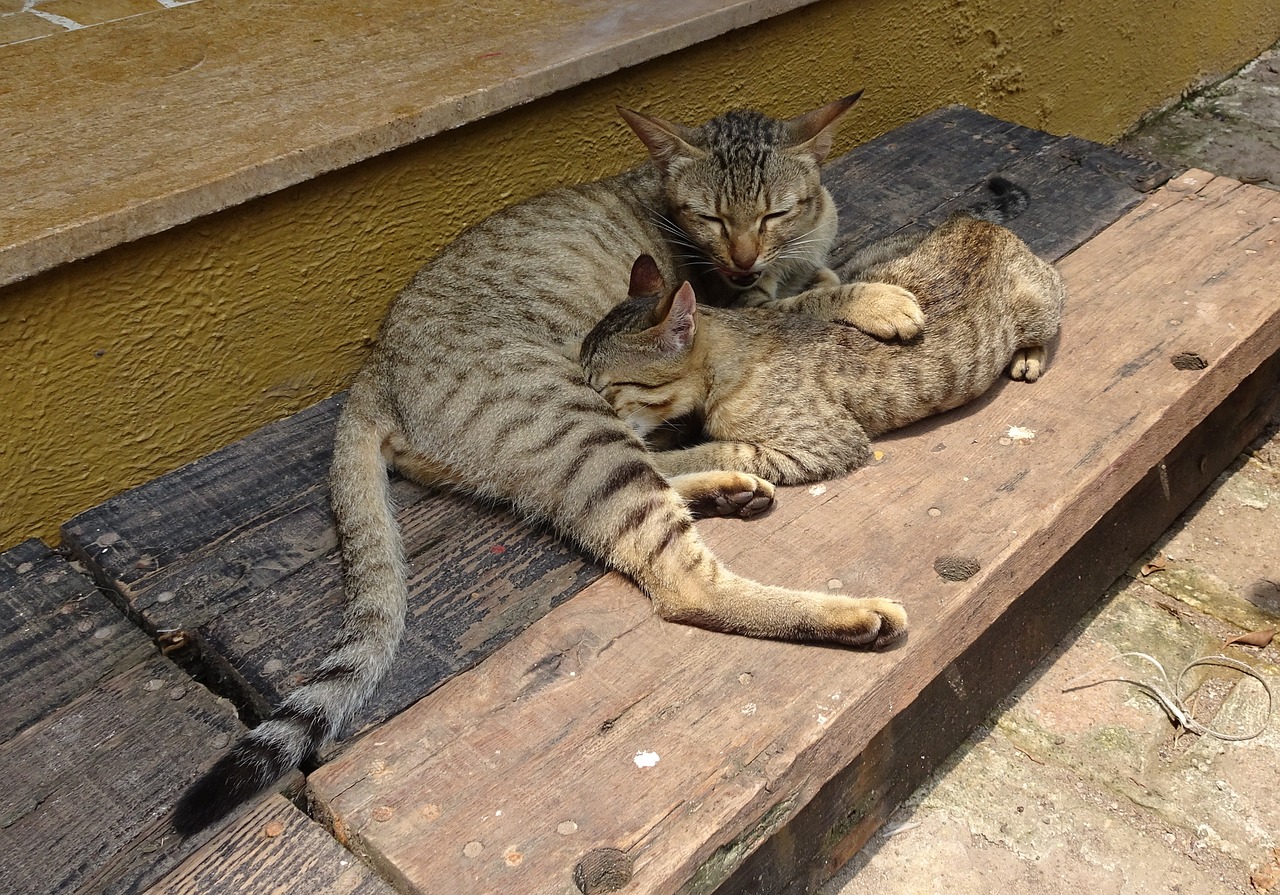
[171,387,406,836]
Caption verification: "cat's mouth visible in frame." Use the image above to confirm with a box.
[722,270,761,289]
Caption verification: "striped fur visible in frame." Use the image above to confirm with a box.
[171,96,910,836]
[580,203,1065,487]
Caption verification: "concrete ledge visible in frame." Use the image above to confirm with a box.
[0,0,822,288]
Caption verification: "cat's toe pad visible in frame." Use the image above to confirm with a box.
[680,472,775,519]
[836,283,924,340]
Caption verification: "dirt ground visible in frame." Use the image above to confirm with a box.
[826,39,1280,895]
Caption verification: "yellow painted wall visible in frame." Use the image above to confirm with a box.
[2,0,1278,549]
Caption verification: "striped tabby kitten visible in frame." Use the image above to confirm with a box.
[580,193,1065,486]
[173,95,912,834]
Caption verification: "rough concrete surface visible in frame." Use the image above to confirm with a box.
[828,39,1280,895]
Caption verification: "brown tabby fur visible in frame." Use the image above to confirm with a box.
[173,94,917,834]
[580,214,1065,487]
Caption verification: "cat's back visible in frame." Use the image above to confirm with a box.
[385,166,673,341]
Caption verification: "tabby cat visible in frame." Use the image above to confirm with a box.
[580,190,1065,487]
[172,94,915,834]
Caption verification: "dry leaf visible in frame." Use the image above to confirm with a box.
[1225,627,1276,649]
[1140,553,1168,577]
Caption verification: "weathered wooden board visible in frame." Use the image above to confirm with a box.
[825,106,1170,263]
[60,107,1170,739]
[0,650,248,894]
[0,539,152,739]
[142,794,395,895]
[0,539,261,895]
[730,347,1280,894]
[306,172,1280,894]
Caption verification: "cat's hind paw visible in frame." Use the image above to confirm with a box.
[1008,346,1047,382]
[837,282,924,340]
[669,471,775,520]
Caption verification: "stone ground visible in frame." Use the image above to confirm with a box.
[826,40,1280,895]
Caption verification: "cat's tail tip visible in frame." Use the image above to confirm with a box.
[971,176,1031,224]
[170,720,316,837]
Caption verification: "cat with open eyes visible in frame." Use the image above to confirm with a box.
[580,185,1065,488]
[173,93,921,834]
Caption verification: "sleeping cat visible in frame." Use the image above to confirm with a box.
[580,195,1065,487]
[172,94,917,834]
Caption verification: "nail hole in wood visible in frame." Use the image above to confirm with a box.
[1172,352,1208,370]
[574,847,633,894]
[934,555,981,582]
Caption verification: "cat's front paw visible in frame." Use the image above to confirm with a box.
[823,596,909,649]
[836,282,924,340]
[675,471,775,520]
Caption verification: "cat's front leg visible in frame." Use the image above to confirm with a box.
[834,282,924,339]
[651,433,870,487]
[750,282,924,341]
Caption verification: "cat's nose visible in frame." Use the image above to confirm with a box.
[729,244,759,271]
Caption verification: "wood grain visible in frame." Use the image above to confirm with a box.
[60,108,1167,738]
[142,794,394,895]
[0,540,153,740]
[305,172,1280,894]
[0,650,246,894]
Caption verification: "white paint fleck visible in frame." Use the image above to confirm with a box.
[633,750,660,768]
[15,562,33,574]
[741,703,757,715]
[817,714,828,726]
[1006,426,1036,442]
[808,483,827,496]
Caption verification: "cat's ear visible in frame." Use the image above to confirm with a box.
[785,90,863,163]
[628,254,666,299]
[651,281,698,353]
[618,107,705,171]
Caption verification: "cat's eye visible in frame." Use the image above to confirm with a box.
[762,208,792,223]
[696,213,723,226]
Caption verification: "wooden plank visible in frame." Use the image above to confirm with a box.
[0,540,153,739]
[728,347,1280,894]
[62,394,343,594]
[824,106,1173,263]
[2,0,835,287]
[60,108,1166,736]
[305,172,1280,894]
[0,649,249,895]
[142,794,394,895]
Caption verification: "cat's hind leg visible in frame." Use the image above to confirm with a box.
[666,470,775,519]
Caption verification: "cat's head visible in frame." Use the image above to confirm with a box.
[619,93,861,290]
[581,255,704,439]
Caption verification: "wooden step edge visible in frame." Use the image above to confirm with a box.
[1,0,821,288]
